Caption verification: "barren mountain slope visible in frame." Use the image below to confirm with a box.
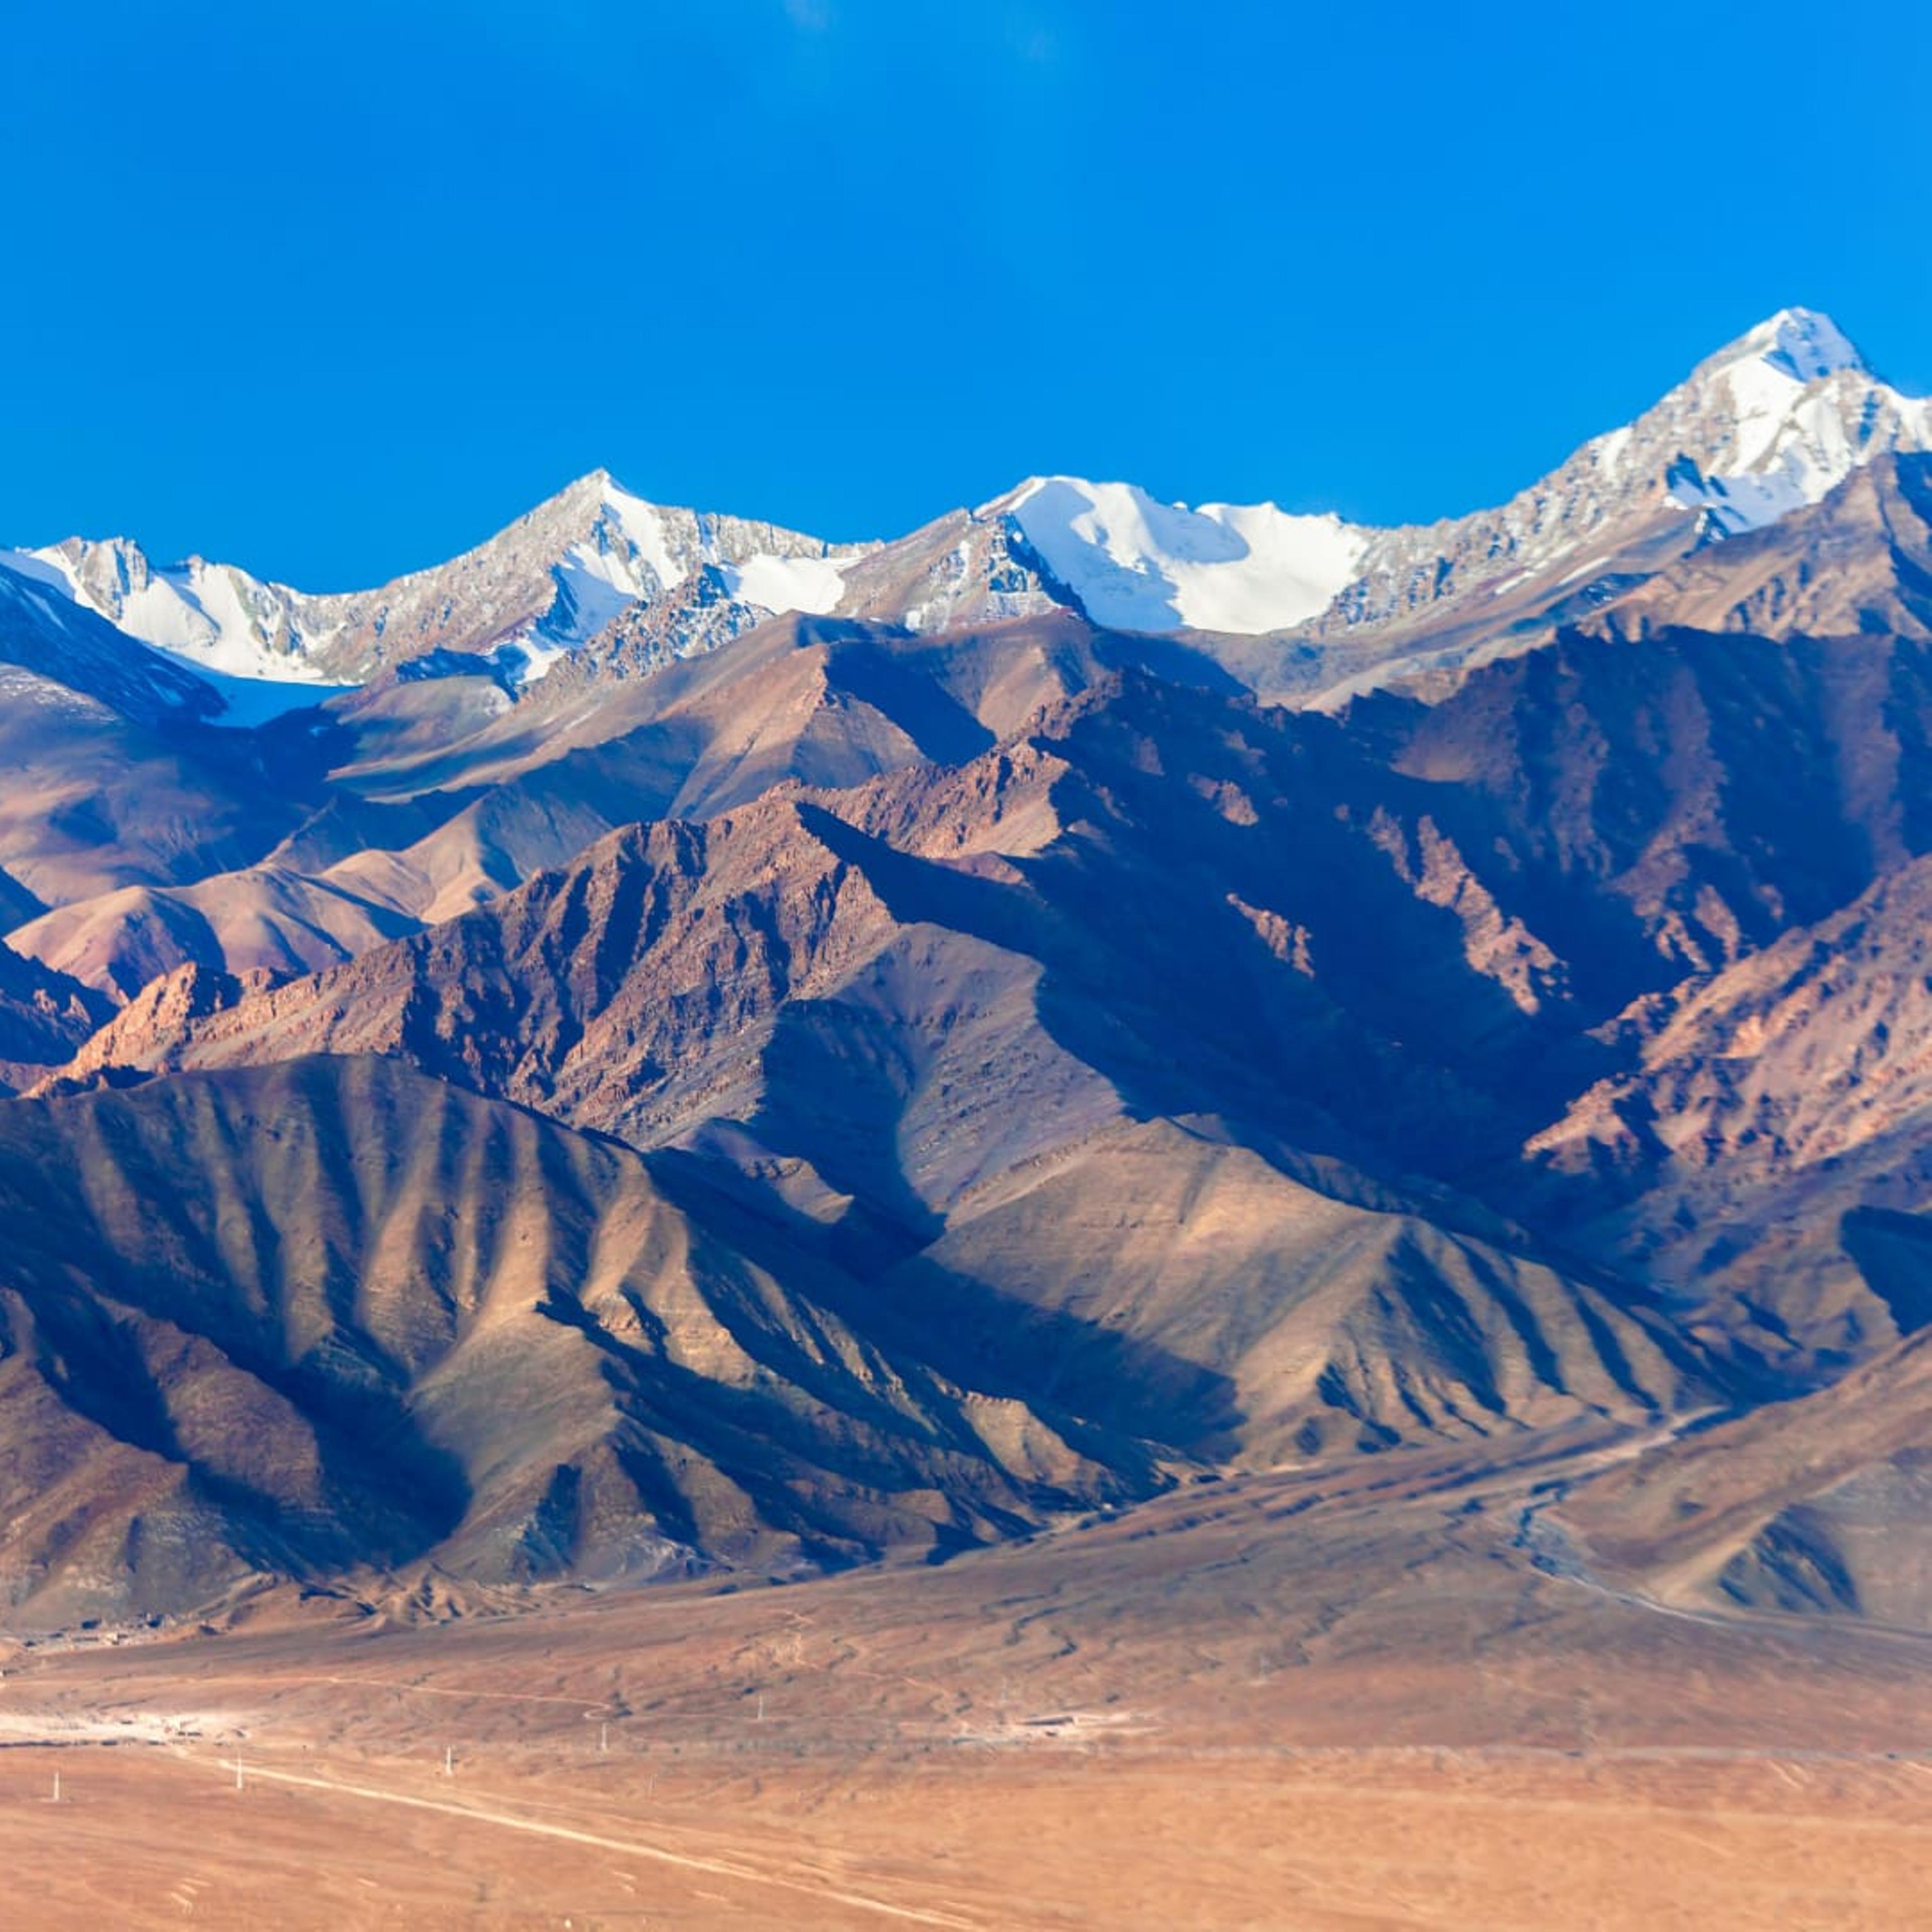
[1524,852,1932,1354]
[0,935,112,1089]
[7,865,426,1000]
[322,606,1236,802]
[1593,451,1932,645]
[4,611,1238,997]
[0,671,328,911]
[872,1115,1714,1465]
[32,670,1755,1466]
[70,628,1932,1194]
[1561,1325,1932,1627]
[8,614,1236,1012]
[0,1055,1152,1630]
[13,571,1932,1620]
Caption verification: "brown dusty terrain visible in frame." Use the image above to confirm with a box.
[6,1430,1932,1930]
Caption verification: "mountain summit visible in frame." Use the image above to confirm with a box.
[5,307,1929,711]
[1702,305,1869,385]
[3,471,871,690]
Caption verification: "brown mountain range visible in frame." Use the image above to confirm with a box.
[7,346,1932,1628]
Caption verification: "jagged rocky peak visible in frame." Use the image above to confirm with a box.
[6,307,1930,704]
[841,308,1932,654]
[1656,306,1927,537]
[0,467,877,692]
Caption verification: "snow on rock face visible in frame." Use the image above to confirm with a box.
[0,551,335,728]
[0,555,228,726]
[529,482,851,660]
[1663,306,1931,538]
[533,487,679,658]
[12,473,870,691]
[517,478,857,681]
[1310,306,1932,652]
[8,305,1929,696]
[6,541,335,683]
[1006,477,1370,635]
[1748,307,1867,385]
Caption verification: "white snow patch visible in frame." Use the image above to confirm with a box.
[599,480,687,594]
[539,550,647,647]
[10,544,339,685]
[1592,426,1633,473]
[1007,477,1366,635]
[538,484,685,651]
[720,551,847,615]
[1740,307,1867,385]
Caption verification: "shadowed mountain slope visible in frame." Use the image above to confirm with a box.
[1592,452,1932,646]
[0,1056,1163,1628]
[1562,1325,1932,1628]
[0,565,338,911]
[1525,852,1932,1359]
[869,1116,1714,1466]
[0,937,112,1091]
[37,660,1767,1475]
[67,628,1932,1210]
[4,610,1238,999]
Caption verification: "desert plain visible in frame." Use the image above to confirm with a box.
[6,1424,1930,1930]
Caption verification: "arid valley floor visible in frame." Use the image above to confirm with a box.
[7,1427,1931,1930]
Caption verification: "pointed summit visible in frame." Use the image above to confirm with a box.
[1756,306,1867,382]
[1637,305,1927,539]
[1697,306,1869,387]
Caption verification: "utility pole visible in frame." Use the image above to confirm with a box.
[599,1721,609,1753]
[444,1745,454,1777]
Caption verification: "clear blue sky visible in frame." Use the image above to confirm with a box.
[5,1,1929,589]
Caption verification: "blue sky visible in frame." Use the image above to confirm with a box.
[5,1,1929,588]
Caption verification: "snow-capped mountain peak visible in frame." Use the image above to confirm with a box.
[1659,306,1927,537]
[520,470,862,678]
[4,470,873,692]
[541,473,850,645]
[526,475,690,672]
[1703,305,1868,386]
[8,306,1931,707]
